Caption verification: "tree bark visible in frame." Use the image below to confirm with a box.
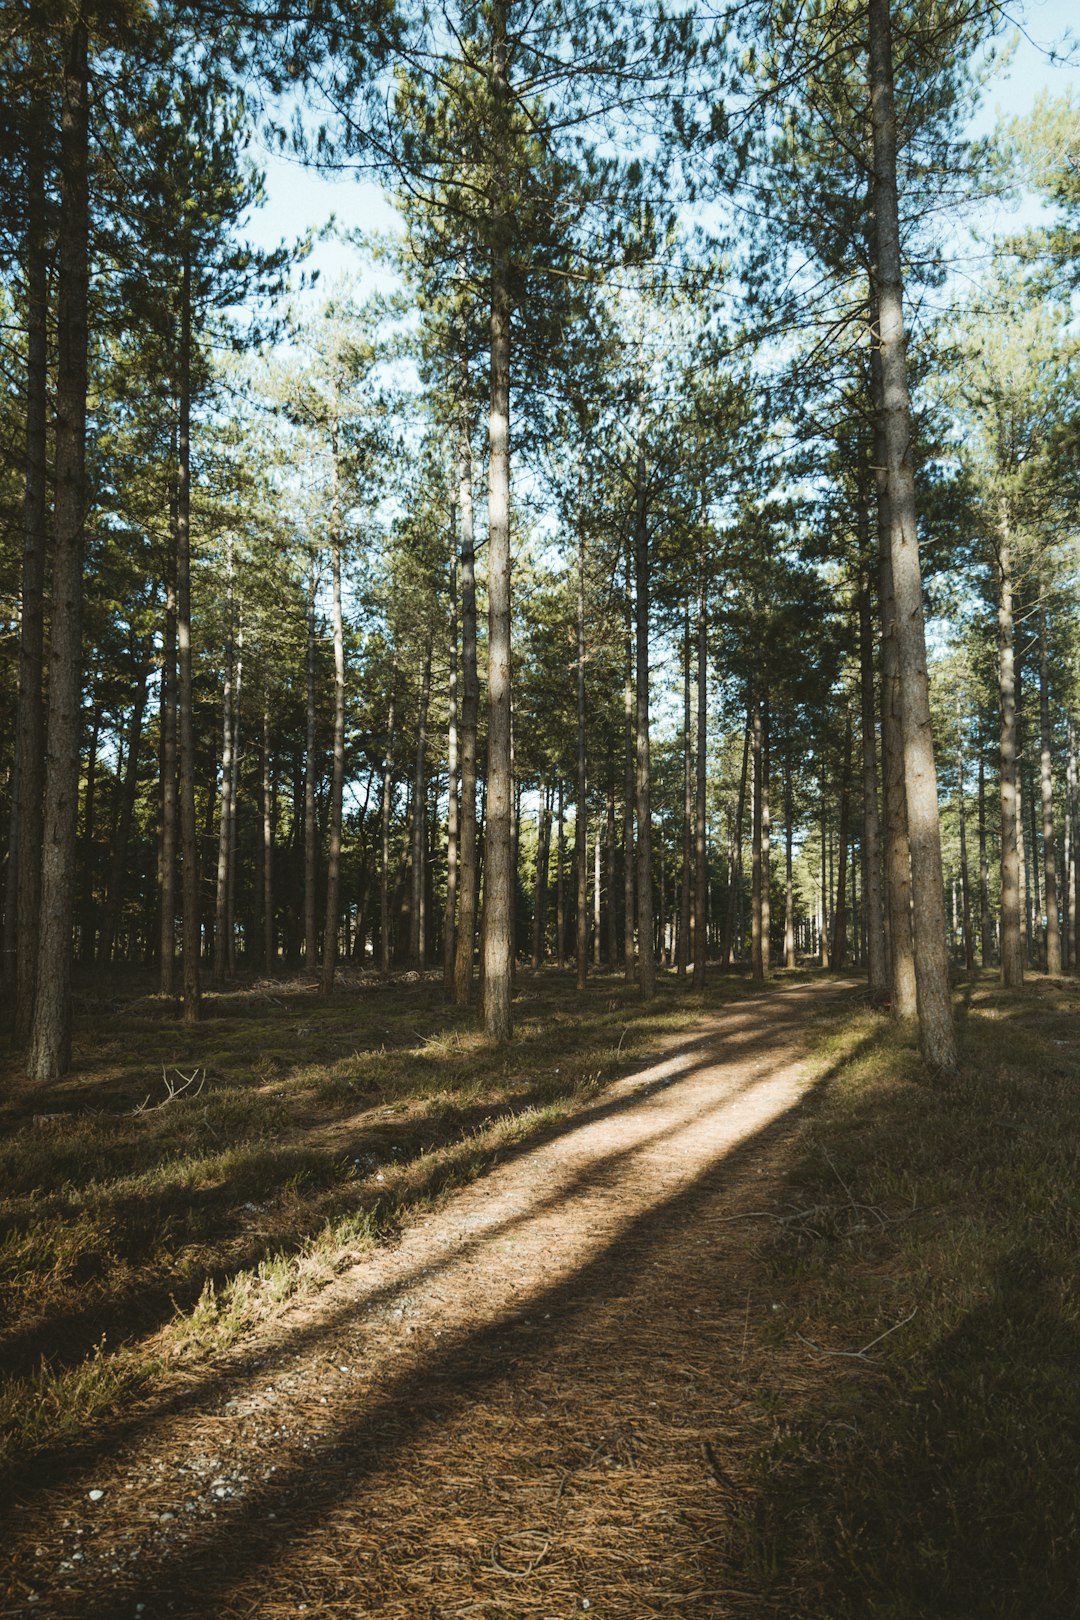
[556,780,566,970]
[453,354,480,1004]
[303,544,319,972]
[213,543,236,986]
[321,447,347,995]
[721,709,750,970]
[831,711,852,969]
[633,443,655,1000]
[956,697,974,971]
[176,254,201,1026]
[443,550,459,987]
[995,512,1024,986]
[623,590,635,979]
[8,94,49,1033]
[858,563,887,993]
[868,0,955,1068]
[1038,597,1061,974]
[408,638,432,970]
[819,788,830,970]
[380,689,396,976]
[1068,716,1078,973]
[159,474,179,996]
[751,693,765,983]
[692,561,709,991]
[605,774,618,968]
[28,22,89,1078]
[575,538,588,991]
[532,782,551,968]
[480,42,514,1039]
[261,698,274,972]
[679,601,692,978]
[783,752,796,968]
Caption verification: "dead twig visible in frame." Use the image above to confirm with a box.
[796,1307,918,1363]
[491,1534,550,1578]
[132,1066,205,1116]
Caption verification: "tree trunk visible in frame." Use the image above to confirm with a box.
[831,711,852,969]
[213,544,236,986]
[784,752,796,968]
[532,782,551,968]
[408,639,433,970]
[556,780,566,970]
[995,512,1024,986]
[721,709,750,970]
[605,774,618,968]
[751,693,765,983]
[175,256,201,1024]
[1068,716,1078,973]
[303,545,319,972]
[321,451,347,995]
[858,563,887,993]
[633,444,655,1000]
[956,697,974,972]
[692,562,709,991]
[623,591,635,979]
[8,96,49,1034]
[261,699,274,972]
[443,550,459,987]
[80,703,99,962]
[868,0,955,1068]
[28,22,90,1078]
[819,788,831,969]
[159,474,179,996]
[379,689,396,976]
[481,90,514,1039]
[226,620,242,976]
[679,601,692,978]
[977,749,991,967]
[1038,597,1061,974]
[575,539,588,991]
[453,354,480,1004]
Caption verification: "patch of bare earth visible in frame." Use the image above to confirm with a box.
[2,978,858,1619]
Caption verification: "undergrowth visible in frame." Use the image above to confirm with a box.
[0,964,727,1482]
[732,971,1080,1620]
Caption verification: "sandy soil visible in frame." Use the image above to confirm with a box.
[2,977,857,1619]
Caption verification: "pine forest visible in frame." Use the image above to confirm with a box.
[1,1,1079,1613]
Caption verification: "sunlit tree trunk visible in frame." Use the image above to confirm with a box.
[443,551,459,988]
[634,442,655,1001]
[261,699,274,972]
[868,0,955,1068]
[692,562,708,991]
[1038,597,1061,975]
[380,689,396,976]
[453,371,479,1002]
[783,752,796,968]
[977,750,991,967]
[159,471,179,996]
[556,780,566,970]
[1068,717,1078,973]
[956,697,974,971]
[679,602,692,978]
[532,782,551,968]
[751,693,764,983]
[721,709,750,970]
[858,562,887,993]
[995,511,1023,986]
[321,448,347,995]
[831,711,852,969]
[622,591,635,980]
[575,537,588,991]
[213,542,236,987]
[408,638,432,970]
[819,788,830,970]
[173,255,201,1026]
[303,544,318,972]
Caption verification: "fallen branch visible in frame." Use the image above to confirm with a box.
[132,1067,205,1116]
[797,1307,918,1363]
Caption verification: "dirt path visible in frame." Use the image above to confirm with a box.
[3,977,857,1619]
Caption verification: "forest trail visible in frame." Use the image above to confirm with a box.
[5,976,860,1619]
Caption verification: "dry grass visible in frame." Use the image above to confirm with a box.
[0,963,738,1485]
[727,970,1080,1619]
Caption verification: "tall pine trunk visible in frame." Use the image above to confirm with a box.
[176,255,200,1026]
[575,539,588,991]
[721,710,750,970]
[532,783,551,968]
[303,545,318,972]
[380,690,396,976]
[995,510,1024,985]
[956,698,974,971]
[679,602,692,978]
[159,478,178,995]
[1038,597,1061,975]
[408,639,432,970]
[261,699,274,972]
[443,552,459,987]
[454,354,480,1003]
[692,562,708,991]
[321,451,346,995]
[868,0,956,1069]
[633,443,655,1000]
[784,753,796,968]
[100,653,150,964]
[751,693,764,982]
[213,543,236,987]
[28,22,90,1078]
[622,593,635,979]
[9,96,49,1035]
[831,711,852,969]
[858,562,887,993]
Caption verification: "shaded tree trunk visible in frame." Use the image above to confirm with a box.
[956,698,974,971]
[784,752,796,969]
[623,593,635,980]
[858,562,887,994]
[692,562,708,992]
[159,478,178,996]
[556,781,566,971]
[532,782,551,968]
[380,690,396,976]
[978,750,991,967]
[605,774,618,968]
[100,652,150,964]
[176,255,201,1026]
[213,544,236,987]
[303,545,318,972]
[721,709,750,970]
[261,698,274,972]
[831,711,852,969]
[679,601,692,978]
[408,638,433,970]
[575,539,588,991]
[8,96,48,1033]
[29,22,90,1077]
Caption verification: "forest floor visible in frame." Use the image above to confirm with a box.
[3,966,1080,1617]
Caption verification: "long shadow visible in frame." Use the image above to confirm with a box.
[1,981,859,1387]
[56,1097,820,1619]
[1,1034,809,1521]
